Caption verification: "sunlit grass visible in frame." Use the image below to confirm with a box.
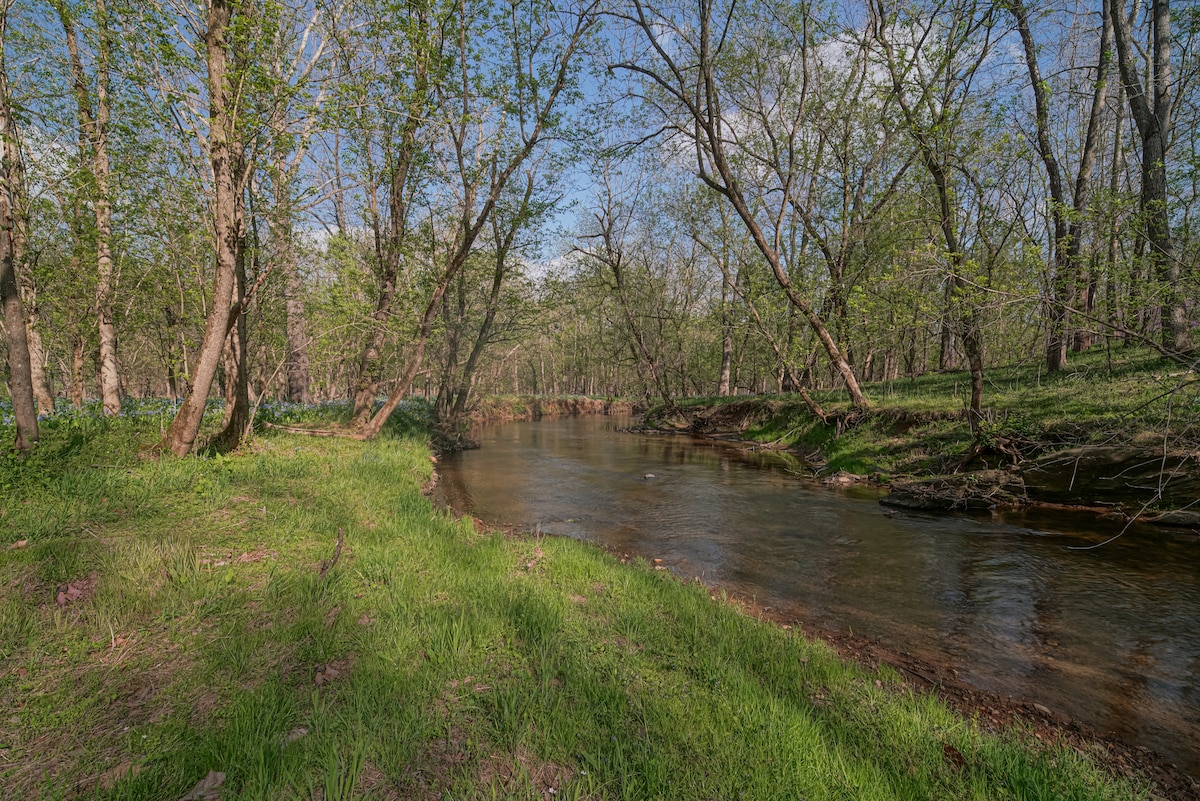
[0,414,1155,799]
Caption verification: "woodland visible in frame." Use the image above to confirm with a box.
[0,0,1197,453]
[2,2,1200,798]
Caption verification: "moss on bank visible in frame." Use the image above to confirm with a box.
[0,410,1166,799]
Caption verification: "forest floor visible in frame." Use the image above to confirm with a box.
[1,404,1194,800]
[642,345,1200,524]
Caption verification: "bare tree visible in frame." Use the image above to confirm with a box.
[1109,0,1191,354]
[611,0,870,412]
[1010,0,1113,372]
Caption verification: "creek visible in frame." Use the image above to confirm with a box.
[435,414,1200,776]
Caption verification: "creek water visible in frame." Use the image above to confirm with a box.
[435,414,1200,776]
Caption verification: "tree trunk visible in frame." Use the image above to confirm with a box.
[0,219,36,452]
[273,144,311,404]
[281,248,310,403]
[1013,0,1111,371]
[59,0,121,415]
[0,8,36,451]
[71,333,85,407]
[9,167,52,415]
[718,275,733,395]
[157,0,239,456]
[211,204,250,452]
[1110,0,1190,353]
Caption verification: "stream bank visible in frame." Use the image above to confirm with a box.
[435,413,1200,798]
[645,397,1200,530]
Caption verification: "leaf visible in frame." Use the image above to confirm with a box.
[97,761,142,790]
[179,770,225,801]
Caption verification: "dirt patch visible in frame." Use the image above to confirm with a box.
[55,571,99,610]
[685,399,777,435]
[400,729,473,801]
[477,746,575,800]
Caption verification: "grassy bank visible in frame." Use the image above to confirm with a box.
[646,346,1198,479]
[0,409,1159,799]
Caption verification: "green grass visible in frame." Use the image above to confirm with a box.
[649,346,1199,476]
[0,412,1155,799]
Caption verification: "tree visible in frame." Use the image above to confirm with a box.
[1009,0,1112,371]
[871,0,998,431]
[157,0,245,455]
[357,0,600,439]
[0,0,36,451]
[55,0,121,414]
[611,0,870,413]
[1109,0,1191,354]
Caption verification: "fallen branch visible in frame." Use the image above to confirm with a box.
[318,528,344,578]
[262,421,365,440]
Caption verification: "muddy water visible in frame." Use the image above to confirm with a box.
[435,415,1200,776]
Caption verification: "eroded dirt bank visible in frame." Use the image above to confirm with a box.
[648,399,1200,530]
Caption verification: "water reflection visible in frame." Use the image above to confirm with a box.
[436,415,1200,775]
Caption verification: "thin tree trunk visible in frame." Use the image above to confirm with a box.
[59,0,121,415]
[1110,0,1189,353]
[275,146,310,403]
[1011,0,1071,372]
[9,168,51,414]
[71,333,85,407]
[717,270,734,395]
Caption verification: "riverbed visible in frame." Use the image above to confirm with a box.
[435,414,1200,776]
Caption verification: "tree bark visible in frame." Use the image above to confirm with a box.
[58,0,121,415]
[0,6,37,451]
[1110,0,1189,353]
[157,0,239,456]
[211,222,250,452]
[1012,0,1111,372]
[281,231,310,403]
[718,276,733,396]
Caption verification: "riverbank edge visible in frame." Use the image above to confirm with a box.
[444,509,1200,800]
[639,398,1200,530]
[5,418,1174,799]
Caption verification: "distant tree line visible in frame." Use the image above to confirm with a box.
[0,0,1196,452]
